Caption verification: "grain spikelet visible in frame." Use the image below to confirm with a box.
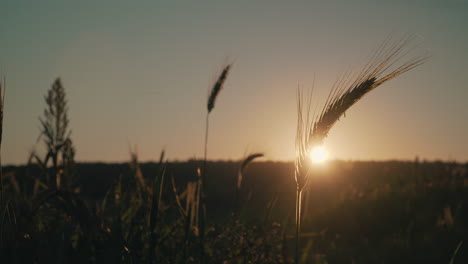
[207,64,231,113]
[296,35,428,191]
[311,36,428,146]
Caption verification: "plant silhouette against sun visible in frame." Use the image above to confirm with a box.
[37,78,76,189]
[294,36,429,264]
[200,63,232,262]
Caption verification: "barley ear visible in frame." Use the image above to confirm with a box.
[308,35,429,147]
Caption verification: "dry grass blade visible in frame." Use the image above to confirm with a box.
[170,173,185,217]
[450,241,463,264]
[187,181,198,229]
[207,64,231,113]
[237,153,264,190]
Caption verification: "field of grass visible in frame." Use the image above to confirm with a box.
[1,159,467,263]
[1,36,464,263]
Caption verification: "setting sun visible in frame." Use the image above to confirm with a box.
[310,146,328,164]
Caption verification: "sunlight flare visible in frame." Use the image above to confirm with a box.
[310,146,328,164]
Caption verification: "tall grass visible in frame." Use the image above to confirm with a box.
[236,153,264,211]
[148,150,166,264]
[0,77,4,194]
[0,77,5,248]
[200,63,232,262]
[237,153,264,191]
[294,36,428,264]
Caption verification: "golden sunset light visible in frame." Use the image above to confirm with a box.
[1,1,467,263]
[310,146,328,164]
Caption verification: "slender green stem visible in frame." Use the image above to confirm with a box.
[295,188,302,264]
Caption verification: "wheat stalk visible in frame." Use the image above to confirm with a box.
[0,77,5,217]
[296,35,428,192]
[199,63,232,262]
[294,35,428,264]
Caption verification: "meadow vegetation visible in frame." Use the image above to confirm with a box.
[0,37,467,264]
[2,158,467,263]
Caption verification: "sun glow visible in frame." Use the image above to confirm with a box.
[310,146,328,164]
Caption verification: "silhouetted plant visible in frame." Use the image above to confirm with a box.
[294,36,428,264]
[236,153,264,211]
[37,78,76,189]
[148,150,166,264]
[0,76,7,248]
[200,63,232,262]
[237,153,264,191]
[0,77,4,195]
[129,145,146,198]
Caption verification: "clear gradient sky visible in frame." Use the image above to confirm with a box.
[1,0,467,164]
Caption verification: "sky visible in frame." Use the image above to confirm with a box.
[1,0,467,165]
